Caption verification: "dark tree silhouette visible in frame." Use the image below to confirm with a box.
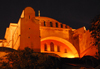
[90,14,100,57]
[80,56,99,67]
[0,47,58,69]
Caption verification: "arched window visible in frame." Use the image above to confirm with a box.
[50,22,53,27]
[44,44,47,51]
[56,22,58,27]
[44,21,46,26]
[57,46,60,52]
[61,24,63,28]
[65,49,67,53]
[50,42,54,51]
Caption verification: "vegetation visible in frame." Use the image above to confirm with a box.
[80,55,99,67]
[0,47,59,69]
[0,47,99,68]
[90,14,100,57]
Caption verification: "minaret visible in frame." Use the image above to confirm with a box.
[38,10,40,17]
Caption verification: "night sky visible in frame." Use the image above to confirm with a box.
[0,0,100,39]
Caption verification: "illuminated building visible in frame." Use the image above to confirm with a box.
[0,7,98,58]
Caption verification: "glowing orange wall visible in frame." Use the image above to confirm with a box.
[38,18,80,58]
[73,27,98,58]
[79,30,98,58]
[4,23,19,48]
[12,19,21,50]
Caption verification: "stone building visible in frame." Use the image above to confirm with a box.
[0,7,98,58]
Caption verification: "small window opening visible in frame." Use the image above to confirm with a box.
[61,24,63,28]
[44,21,46,26]
[50,22,53,27]
[65,49,67,53]
[29,15,30,19]
[57,46,60,52]
[44,44,47,51]
[56,22,58,27]
[50,42,54,51]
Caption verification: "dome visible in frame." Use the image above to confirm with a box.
[35,16,60,23]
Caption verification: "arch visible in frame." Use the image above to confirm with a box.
[41,36,79,57]
[50,42,54,51]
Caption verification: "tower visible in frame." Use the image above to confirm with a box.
[19,7,40,52]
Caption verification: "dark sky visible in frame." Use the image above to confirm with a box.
[0,0,100,39]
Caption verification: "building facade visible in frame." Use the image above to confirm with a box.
[0,7,98,58]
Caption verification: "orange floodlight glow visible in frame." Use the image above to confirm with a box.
[41,37,79,58]
[67,55,75,58]
[0,7,98,59]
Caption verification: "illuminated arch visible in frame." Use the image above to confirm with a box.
[41,36,79,58]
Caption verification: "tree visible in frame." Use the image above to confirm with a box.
[80,56,99,67]
[90,14,100,57]
[1,47,57,69]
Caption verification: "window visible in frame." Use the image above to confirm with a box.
[57,46,60,52]
[50,22,53,27]
[65,25,67,28]
[29,15,30,19]
[50,42,54,51]
[44,44,47,51]
[61,24,63,28]
[65,49,67,53]
[56,22,58,27]
[44,21,46,26]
